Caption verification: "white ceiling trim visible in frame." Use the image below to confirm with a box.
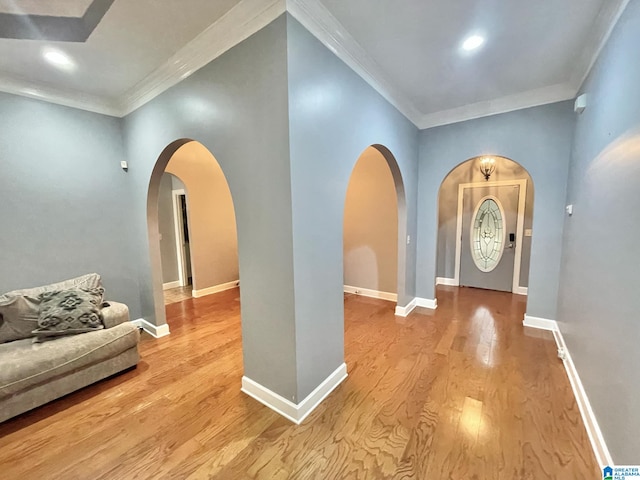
[569,0,630,92]
[417,82,576,129]
[286,0,422,125]
[0,0,285,117]
[117,0,286,116]
[0,73,121,116]
[418,0,630,129]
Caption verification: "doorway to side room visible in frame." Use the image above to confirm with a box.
[342,145,406,309]
[149,140,239,312]
[157,172,194,304]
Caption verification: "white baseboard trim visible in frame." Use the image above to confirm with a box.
[523,314,558,331]
[192,280,239,298]
[436,277,458,286]
[343,285,397,302]
[523,317,613,468]
[415,297,438,310]
[395,297,438,316]
[554,331,613,468]
[131,318,170,338]
[514,286,528,296]
[241,363,348,424]
[163,280,181,290]
[395,298,416,317]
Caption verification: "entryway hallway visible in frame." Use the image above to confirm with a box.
[0,287,598,479]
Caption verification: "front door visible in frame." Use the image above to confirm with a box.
[459,185,519,292]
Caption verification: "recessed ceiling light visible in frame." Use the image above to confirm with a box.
[42,47,76,71]
[461,35,485,52]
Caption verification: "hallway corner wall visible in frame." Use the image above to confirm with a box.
[0,92,141,317]
[122,15,300,401]
[158,173,180,285]
[285,14,420,400]
[557,0,640,462]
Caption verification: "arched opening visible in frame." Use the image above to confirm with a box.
[435,155,534,301]
[342,144,407,307]
[147,139,239,332]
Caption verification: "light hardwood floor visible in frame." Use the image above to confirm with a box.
[164,285,193,305]
[0,286,599,479]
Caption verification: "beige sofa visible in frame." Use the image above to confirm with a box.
[0,274,140,423]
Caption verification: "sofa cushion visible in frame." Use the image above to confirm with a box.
[0,321,139,400]
[101,302,130,329]
[33,288,105,341]
[0,274,102,343]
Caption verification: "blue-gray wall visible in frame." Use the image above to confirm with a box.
[417,102,575,320]
[5,8,637,450]
[158,173,180,284]
[122,16,299,400]
[557,0,640,462]
[0,93,141,316]
[286,15,420,399]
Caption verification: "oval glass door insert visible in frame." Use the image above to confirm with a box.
[470,196,506,272]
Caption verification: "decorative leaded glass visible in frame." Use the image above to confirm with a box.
[470,196,505,272]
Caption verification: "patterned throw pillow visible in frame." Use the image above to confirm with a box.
[0,273,102,343]
[32,287,105,341]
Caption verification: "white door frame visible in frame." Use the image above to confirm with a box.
[171,189,189,288]
[453,179,528,294]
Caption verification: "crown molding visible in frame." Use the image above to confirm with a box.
[416,0,631,129]
[569,0,630,92]
[0,0,630,127]
[417,82,577,129]
[117,0,286,116]
[286,0,422,126]
[0,73,121,116]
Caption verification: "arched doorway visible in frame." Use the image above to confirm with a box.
[436,155,534,295]
[342,144,407,307]
[147,139,239,333]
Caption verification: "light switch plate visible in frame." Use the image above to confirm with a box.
[524,229,532,237]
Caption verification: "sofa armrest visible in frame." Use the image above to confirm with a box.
[101,301,130,329]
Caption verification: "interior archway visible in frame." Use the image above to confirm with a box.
[147,139,239,331]
[435,155,535,299]
[342,144,407,307]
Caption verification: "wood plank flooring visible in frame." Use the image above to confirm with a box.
[164,285,193,305]
[0,286,599,479]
